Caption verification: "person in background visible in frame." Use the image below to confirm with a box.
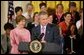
[39,2,47,12]
[76,8,83,36]
[22,3,34,26]
[10,15,31,54]
[48,14,53,24]
[52,4,64,24]
[26,12,39,34]
[76,8,83,54]
[15,7,23,17]
[12,6,23,28]
[68,2,80,24]
[59,12,72,37]
[58,12,72,54]
[64,23,80,54]
[47,8,64,53]
[1,22,14,54]
[47,7,55,24]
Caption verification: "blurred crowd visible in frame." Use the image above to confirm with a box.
[1,2,83,54]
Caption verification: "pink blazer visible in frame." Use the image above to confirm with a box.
[10,28,31,54]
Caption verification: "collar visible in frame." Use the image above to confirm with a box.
[41,25,47,29]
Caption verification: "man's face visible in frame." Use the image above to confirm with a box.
[39,14,48,26]
[40,6,47,12]
[27,5,33,12]
[70,6,76,12]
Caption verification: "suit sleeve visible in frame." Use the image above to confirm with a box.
[53,25,62,46]
[31,27,36,41]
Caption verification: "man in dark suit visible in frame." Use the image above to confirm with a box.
[32,11,63,54]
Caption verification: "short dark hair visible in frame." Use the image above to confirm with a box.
[69,2,76,8]
[64,12,71,17]
[15,6,23,14]
[39,2,47,9]
[33,12,39,21]
[4,22,14,30]
[16,15,26,24]
[39,11,48,16]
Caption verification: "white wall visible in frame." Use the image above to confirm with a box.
[14,1,30,13]
[1,1,30,34]
[1,1,8,34]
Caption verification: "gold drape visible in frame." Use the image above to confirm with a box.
[32,1,42,12]
[31,1,83,12]
[47,1,56,8]
[62,1,70,12]
[81,1,83,8]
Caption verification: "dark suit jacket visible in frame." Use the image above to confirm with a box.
[26,22,36,34]
[32,23,62,45]
[52,14,64,24]
[70,11,80,24]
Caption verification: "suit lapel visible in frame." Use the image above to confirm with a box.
[37,25,41,38]
[45,24,51,40]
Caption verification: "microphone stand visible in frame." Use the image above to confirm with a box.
[69,35,76,54]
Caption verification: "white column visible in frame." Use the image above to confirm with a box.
[1,1,8,34]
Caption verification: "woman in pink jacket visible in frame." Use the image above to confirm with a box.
[10,15,31,54]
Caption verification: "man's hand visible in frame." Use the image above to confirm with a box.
[41,40,46,43]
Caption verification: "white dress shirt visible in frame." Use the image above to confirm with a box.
[40,25,46,42]
[76,20,81,29]
[22,12,34,19]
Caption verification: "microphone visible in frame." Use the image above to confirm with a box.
[38,33,44,41]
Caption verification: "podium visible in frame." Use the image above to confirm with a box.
[18,42,30,52]
[18,42,62,54]
[42,43,62,54]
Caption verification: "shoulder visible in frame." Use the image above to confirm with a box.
[32,25,40,31]
[22,12,27,16]
[76,20,81,25]
[48,23,56,28]
[33,25,39,28]
[10,28,17,34]
[76,20,81,29]
[22,12,28,17]
[48,23,59,29]
[27,22,32,26]
[59,21,65,26]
